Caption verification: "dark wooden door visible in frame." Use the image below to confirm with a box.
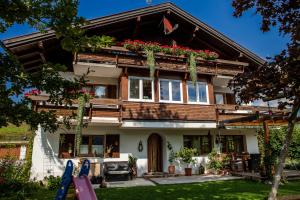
[147,133,162,172]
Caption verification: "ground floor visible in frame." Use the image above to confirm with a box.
[30,123,259,180]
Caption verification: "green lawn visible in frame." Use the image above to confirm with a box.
[12,180,300,200]
[0,124,31,137]
[97,180,300,200]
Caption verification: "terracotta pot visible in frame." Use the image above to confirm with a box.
[168,165,175,174]
[185,168,192,176]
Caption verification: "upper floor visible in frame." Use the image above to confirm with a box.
[3,3,276,126]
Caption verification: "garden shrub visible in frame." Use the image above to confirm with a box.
[257,126,300,179]
[0,156,42,200]
[207,150,230,171]
[44,175,62,190]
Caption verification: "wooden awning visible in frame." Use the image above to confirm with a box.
[219,113,299,128]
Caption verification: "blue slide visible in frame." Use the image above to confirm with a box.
[54,160,74,200]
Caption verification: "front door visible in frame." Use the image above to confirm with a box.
[147,133,162,172]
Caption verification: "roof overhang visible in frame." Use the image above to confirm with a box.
[2,2,265,72]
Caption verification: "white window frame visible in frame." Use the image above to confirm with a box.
[187,81,210,104]
[159,79,183,103]
[128,76,154,102]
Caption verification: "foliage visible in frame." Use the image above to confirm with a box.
[207,149,230,171]
[23,132,35,180]
[258,127,300,175]
[0,180,41,200]
[63,35,116,53]
[44,175,62,190]
[285,158,300,170]
[176,147,197,167]
[230,1,299,198]
[167,141,176,164]
[0,0,90,133]
[0,156,31,194]
[128,154,138,168]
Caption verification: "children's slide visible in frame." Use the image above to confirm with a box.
[74,159,97,200]
[54,159,98,200]
[55,160,74,200]
[73,175,97,200]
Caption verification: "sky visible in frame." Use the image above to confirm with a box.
[1,0,289,59]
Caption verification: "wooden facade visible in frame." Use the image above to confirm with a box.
[3,2,274,126]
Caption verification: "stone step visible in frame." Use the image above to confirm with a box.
[143,172,167,179]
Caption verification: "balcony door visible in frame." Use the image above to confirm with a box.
[147,133,162,173]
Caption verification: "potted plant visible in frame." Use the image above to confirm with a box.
[167,141,176,174]
[207,150,230,175]
[176,147,197,176]
[128,154,138,179]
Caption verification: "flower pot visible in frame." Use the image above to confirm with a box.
[185,168,192,176]
[168,165,175,174]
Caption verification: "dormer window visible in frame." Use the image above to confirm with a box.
[128,76,154,102]
[187,81,209,104]
[159,79,182,103]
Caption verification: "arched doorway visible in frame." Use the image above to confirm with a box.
[147,133,162,173]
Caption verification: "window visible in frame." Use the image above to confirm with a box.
[214,93,236,105]
[80,135,104,157]
[59,134,120,158]
[59,134,75,158]
[159,79,182,102]
[215,93,224,104]
[216,135,244,154]
[105,135,120,158]
[183,135,212,155]
[83,84,117,99]
[187,82,209,104]
[129,77,154,101]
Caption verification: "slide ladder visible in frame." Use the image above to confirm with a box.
[54,159,98,200]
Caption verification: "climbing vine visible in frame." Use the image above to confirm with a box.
[188,53,197,84]
[144,49,155,77]
[75,93,90,156]
[23,132,34,180]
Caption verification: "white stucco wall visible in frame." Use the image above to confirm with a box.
[30,125,259,180]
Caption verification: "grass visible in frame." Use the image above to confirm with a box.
[5,180,300,200]
[0,124,31,137]
[96,180,300,200]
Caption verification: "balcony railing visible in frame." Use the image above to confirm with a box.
[75,46,246,76]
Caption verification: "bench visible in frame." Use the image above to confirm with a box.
[104,161,131,181]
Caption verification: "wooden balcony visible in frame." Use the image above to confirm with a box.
[121,102,216,121]
[32,96,121,120]
[31,94,287,125]
[75,46,246,76]
[216,104,287,122]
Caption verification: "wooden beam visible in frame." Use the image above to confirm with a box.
[37,41,47,64]
[17,51,40,60]
[132,16,141,37]
[23,59,42,66]
[187,26,199,44]
[263,121,270,144]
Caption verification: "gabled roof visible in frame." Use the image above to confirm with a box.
[2,2,265,70]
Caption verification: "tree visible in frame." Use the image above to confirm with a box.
[0,0,86,132]
[230,1,300,199]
